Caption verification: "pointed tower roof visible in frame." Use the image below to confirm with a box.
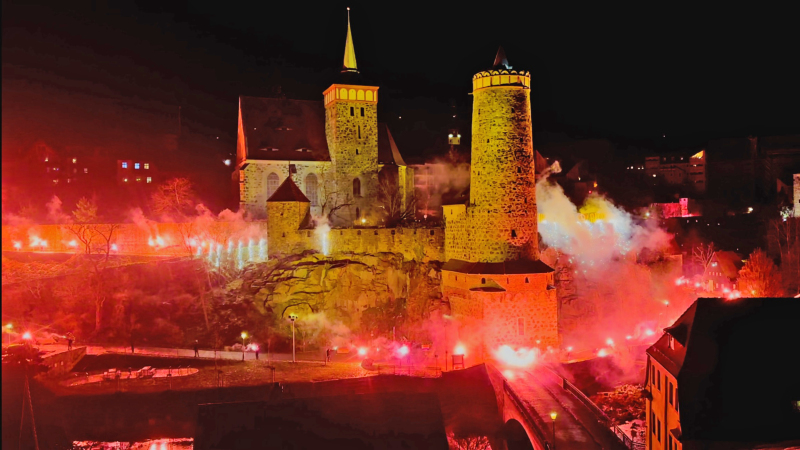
[492,46,511,70]
[342,8,358,73]
[267,177,310,203]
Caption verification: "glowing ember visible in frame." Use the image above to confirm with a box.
[397,345,409,357]
[454,343,466,356]
[358,347,367,356]
[597,348,609,357]
[495,345,537,367]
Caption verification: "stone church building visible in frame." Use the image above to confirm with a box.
[234,14,412,225]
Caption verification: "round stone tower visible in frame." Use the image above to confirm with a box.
[469,47,538,262]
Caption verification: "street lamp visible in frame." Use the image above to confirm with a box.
[241,332,248,361]
[289,314,298,363]
[550,412,558,450]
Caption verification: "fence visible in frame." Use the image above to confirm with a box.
[613,426,646,450]
[374,363,442,378]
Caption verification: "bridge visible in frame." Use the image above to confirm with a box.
[498,366,630,450]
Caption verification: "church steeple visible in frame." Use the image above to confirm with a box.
[342,8,358,73]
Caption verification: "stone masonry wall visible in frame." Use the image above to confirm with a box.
[443,204,470,261]
[240,161,333,219]
[466,82,538,262]
[325,94,379,223]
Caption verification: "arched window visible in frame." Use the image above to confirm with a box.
[305,173,318,206]
[267,173,280,199]
[353,178,361,197]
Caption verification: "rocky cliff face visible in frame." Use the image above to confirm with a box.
[230,251,443,332]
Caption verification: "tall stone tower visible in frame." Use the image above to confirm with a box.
[470,47,538,262]
[323,9,379,222]
[442,48,558,360]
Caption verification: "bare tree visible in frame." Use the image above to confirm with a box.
[738,249,783,297]
[151,177,196,218]
[446,434,491,450]
[378,173,416,227]
[692,242,715,272]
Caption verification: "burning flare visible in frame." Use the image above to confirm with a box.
[495,345,538,368]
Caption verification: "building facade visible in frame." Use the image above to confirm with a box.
[235,15,411,224]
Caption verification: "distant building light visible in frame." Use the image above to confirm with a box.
[653,174,657,177]
[136,177,142,182]
[146,177,152,183]
[84,168,88,173]
[123,178,128,182]
[134,163,140,169]
[448,134,453,138]
[72,158,77,163]
[224,159,231,166]
[144,163,150,169]
[122,162,128,169]
[44,157,49,162]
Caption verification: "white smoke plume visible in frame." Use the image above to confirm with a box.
[45,195,71,224]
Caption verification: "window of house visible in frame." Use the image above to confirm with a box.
[657,370,661,390]
[669,381,674,406]
[353,178,361,197]
[651,413,656,435]
[305,173,318,206]
[657,419,661,442]
[350,107,354,116]
[84,168,88,174]
[360,107,364,117]
[518,318,524,336]
[267,173,280,198]
[136,177,142,182]
[668,335,674,349]
[135,163,140,169]
[669,435,673,450]
[144,163,149,169]
[122,162,128,168]
[146,177,152,183]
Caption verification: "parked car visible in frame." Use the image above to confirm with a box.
[102,368,119,380]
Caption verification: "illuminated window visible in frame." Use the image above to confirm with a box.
[72,158,77,163]
[267,173,280,198]
[84,168,88,173]
[123,178,128,182]
[122,162,128,168]
[144,163,150,169]
[518,318,524,336]
[136,177,142,182]
[146,177,152,183]
[134,163,140,169]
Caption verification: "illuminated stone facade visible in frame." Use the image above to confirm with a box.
[442,49,559,358]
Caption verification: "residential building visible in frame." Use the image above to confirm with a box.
[645,298,800,450]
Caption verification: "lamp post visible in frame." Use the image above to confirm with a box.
[289,314,298,363]
[241,332,248,361]
[4,323,12,345]
[550,412,558,450]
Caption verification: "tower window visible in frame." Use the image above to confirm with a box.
[360,107,364,117]
[144,163,149,169]
[358,125,361,139]
[481,278,486,284]
[356,207,360,218]
[517,167,521,173]
[511,229,517,238]
[430,230,435,235]
[486,139,489,143]
[353,178,361,197]
[518,318,524,336]
[525,277,529,283]
[134,163,140,169]
[121,162,128,169]
[356,149,359,155]
[350,107,354,116]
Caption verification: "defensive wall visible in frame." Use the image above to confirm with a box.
[2,222,445,263]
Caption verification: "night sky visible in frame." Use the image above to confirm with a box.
[3,1,799,160]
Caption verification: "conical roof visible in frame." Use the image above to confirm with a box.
[492,46,511,70]
[342,8,358,73]
[267,177,310,203]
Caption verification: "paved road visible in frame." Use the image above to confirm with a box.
[507,366,627,450]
